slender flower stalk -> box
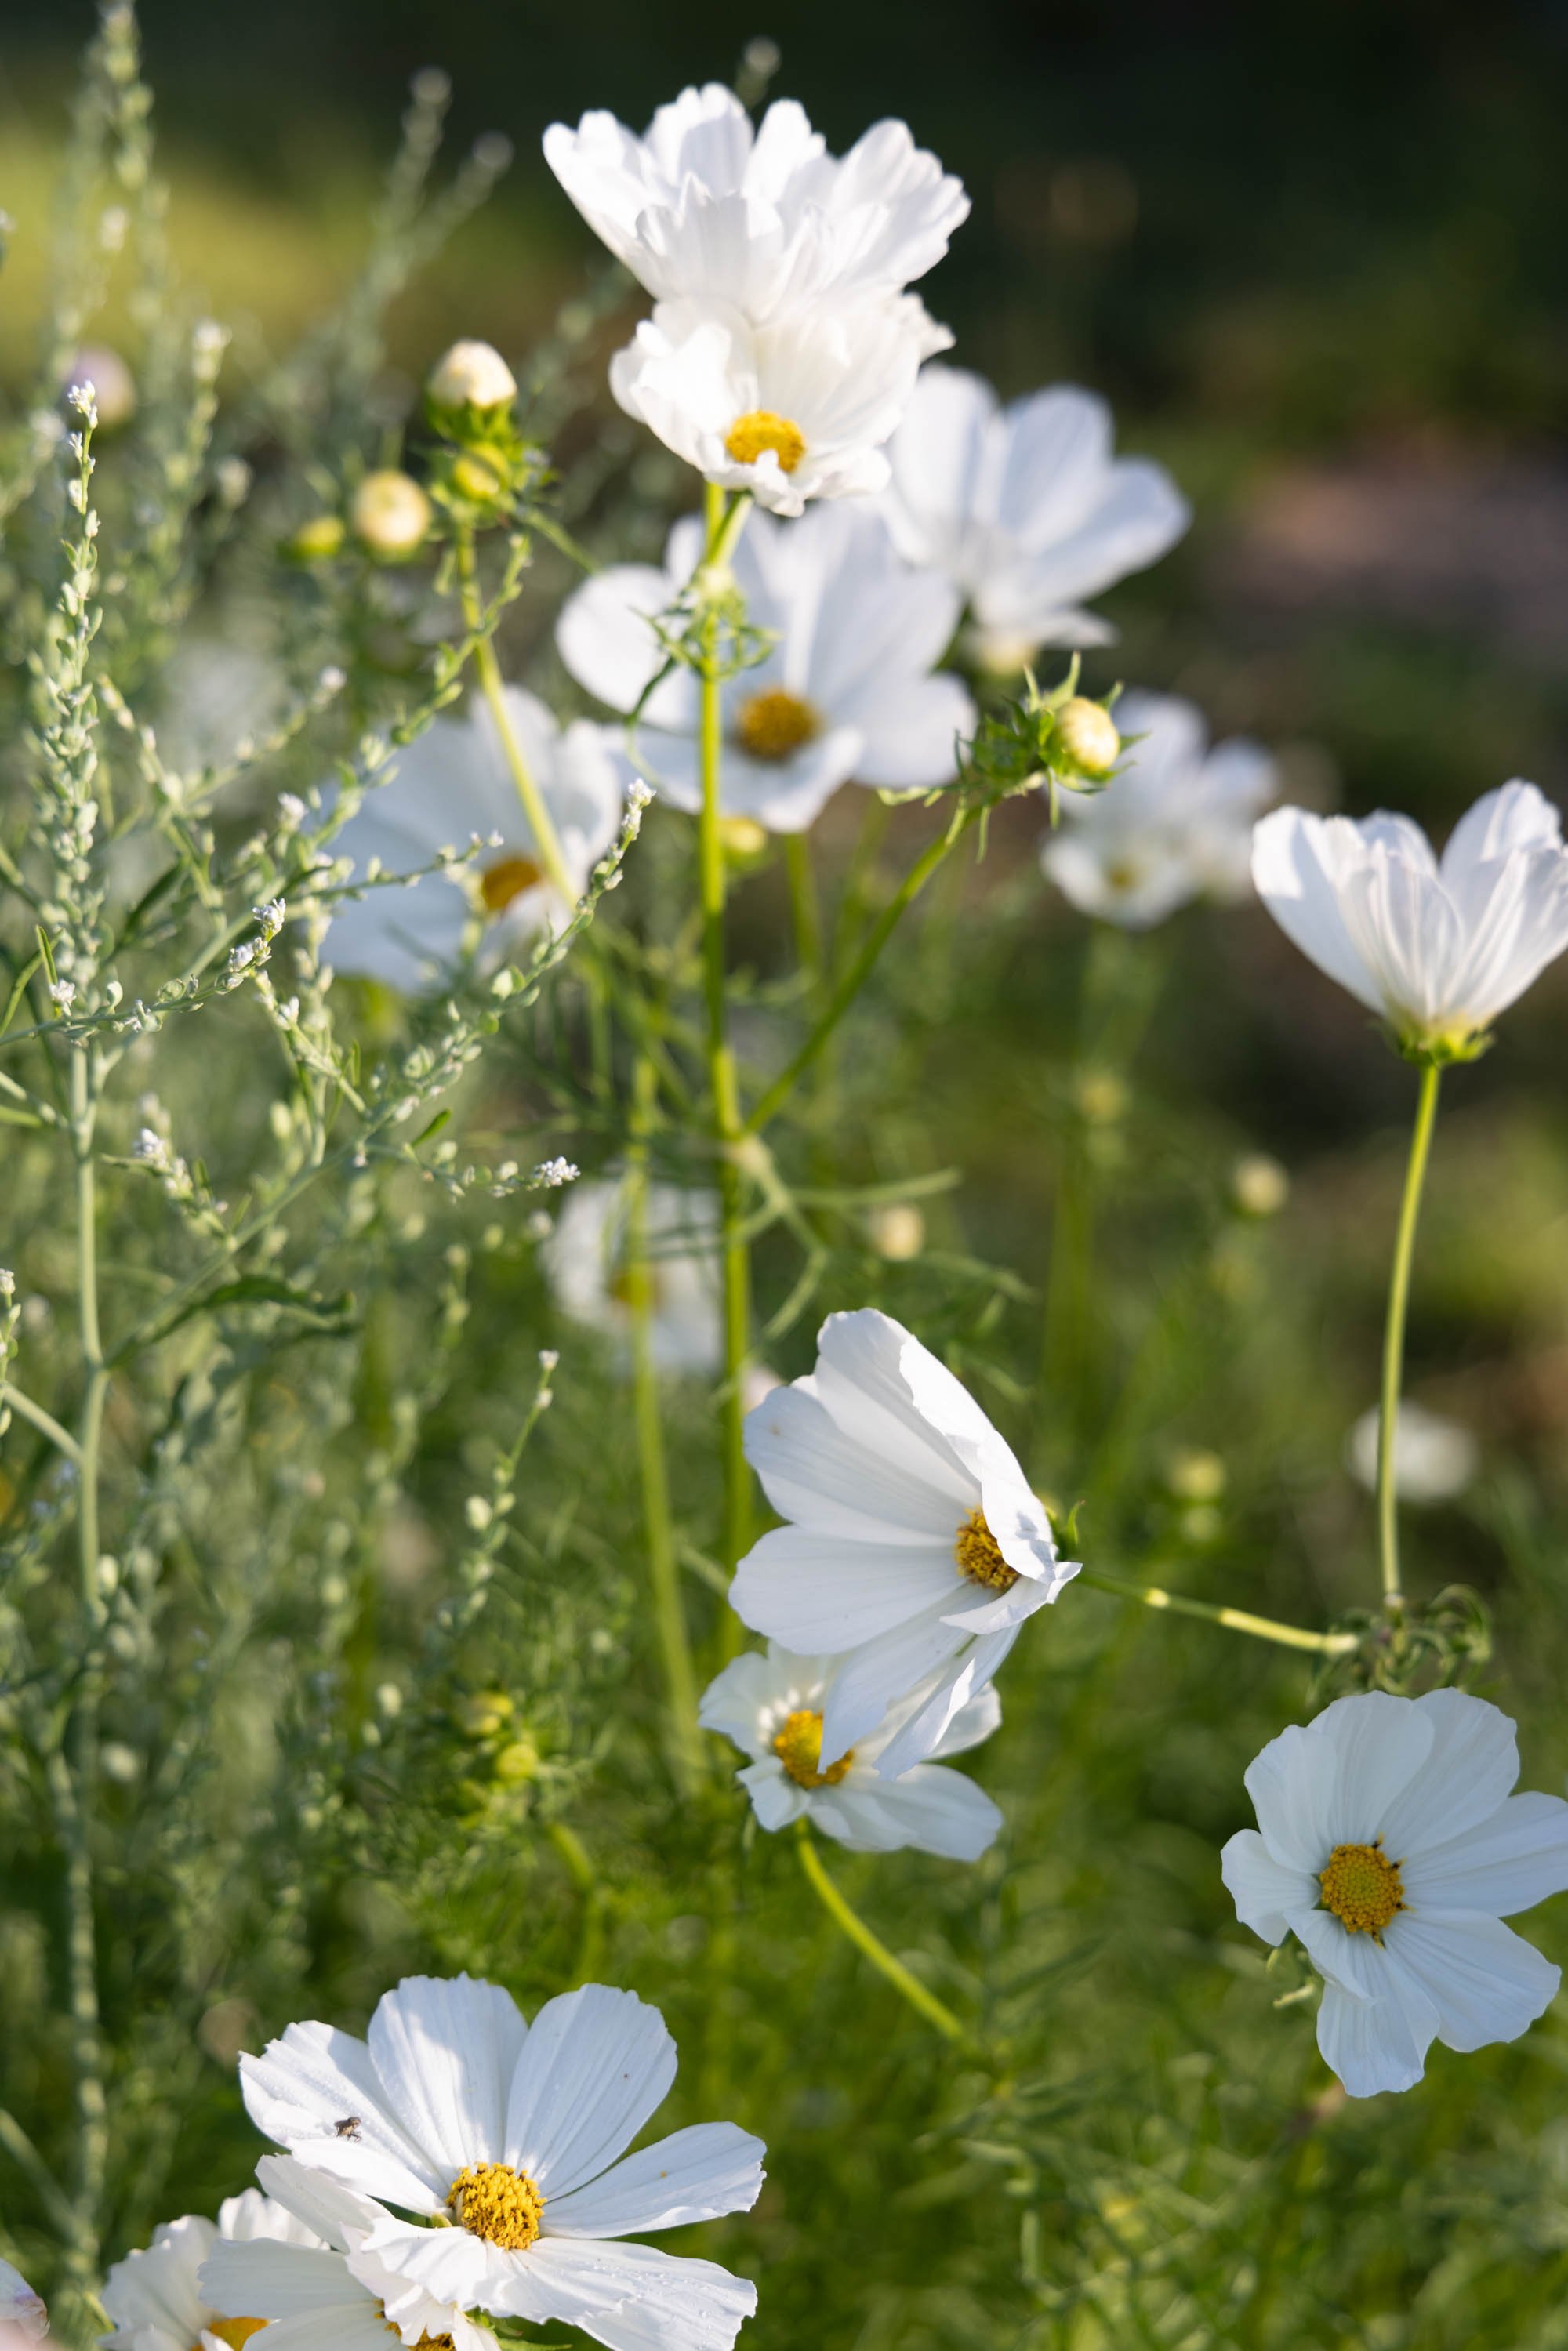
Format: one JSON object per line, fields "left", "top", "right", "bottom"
{"left": 1377, "top": 1061, "right": 1442, "bottom": 1618}
{"left": 1076, "top": 1568, "right": 1357, "bottom": 1656}
{"left": 454, "top": 529, "right": 577, "bottom": 907}
{"left": 793, "top": 1821, "right": 976, "bottom": 2047}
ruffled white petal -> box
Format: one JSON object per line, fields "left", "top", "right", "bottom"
{"left": 815, "top": 1762, "right": 1003, "bottom": 1859}
{"left": 1377, "top": 1689, "right": 1520, "bottom": 1859}
{"left": 817, "top": 1598, "right": 970, "bottom": 1764}
{"left": 366, "top": 1972, "right": 527, "bottom": 2179}
{"left": 239, "top": 2020, "right": 444, "bottom": 2211}
{"left": 730, "top": 1526, "right": 960, "bottom": 1651}
{"left": 1383, "top": 1910, "right": 1561, "bottom": 2053}
{"left": 1316, "top": 1979, "right": 1438, "bottom": 2099}
{"left": 1219, "top": 1828, "right": 1316, "bottom": 1944}
{"left": 521, "top": 2240, "right": 756, "bottom": 2351}
{"left": 503, "top": 1984, "right": 677, "bottom": 2197}
{"left": 542, "top": 2121, "right": 764, "bottom": 2236}
{"left": 1401, "top": 1788, "right": 1568, "bottom": 1916}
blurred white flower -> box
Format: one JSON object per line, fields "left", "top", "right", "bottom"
{"left": 100, "top": 2192, "right": 321, "bottom": 2351}
{"left": 557, "top": 504, "right": 972, "bottom": 832}
{"left": 1041, "top": 692, "right": 1276, "bottom": 928}
{"left": 239, "top": 1974, "right": 764, "bottom": 2351}
{"left": 350, "top": 470, "right": 432, "bottom": 560}
{"left": 543, "top": 1179, "right": 720, "bottom": 1374}
{"left": 158, "top": 640, "right": 282, "bottom": 776}
{"left": 866, "top": 1202, "right": 927, "bottom": 1261}
{"left": 1347, "top": 1401, "right": 1478, "bottom": 1504}
{"left": 1252, "top": 782, "right": 1568, "bottom": 1055}
{"left": 543, "top": 84, "right": 966, "bottom": 335}
{"left": 731, "top": 1309, "right": 1080, "bottom": 1776}
{"left": 700, "top": 1642, "right": 1003, "bottom": 1859}
{"left": 0, "top": 2259, "right": 46, "bottom": 2344}
{"left": 428, "top": 340, "right": 517, "bottom": 410}
{"left": 200, "top": 2157, "right": 498, "bottom": 2351}
{"left": 609, "top": 295, "right": 936, "bottom": 516}
{"left": 321, "top": 689, "right": 623, "bottom": 992}
{"left": 1222, "top": 1689, "right": 1568, "bottom": 2098}
{"left": 877, "top": 367, "right": 1189, "bottom": 667}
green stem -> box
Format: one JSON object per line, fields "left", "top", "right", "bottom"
{"left": 746, "top": 802, "right": 975, "bottom": 1137}
{"left": 625, "top": 1060, "right": 704, "bottom": 1794}
{"left": 695, "top": 481, "right": 753, "bottom": 1588}
{"left": 1, "top": 1382, "right": 85, "bottom": 1467}
{"left": 795, "top": 1822, "right": 975, "bottom": 2047}
{"left": 454, "top": 531, "right": 576, "bottom": 908}
{"left": 1077, "top": 1567, "right": 1357, "bottom": 1656}
{"left": 1377, "top": 1061, "right": 1442, "bottom": 1618}
{"left": 783, "top": 831, "right": 823, "bottom": 994}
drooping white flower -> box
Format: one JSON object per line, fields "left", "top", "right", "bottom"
{"left": 608, "top": 295, "right": 937, "bottom": 517}
{"left": 1251, "top": 782, "right": 1568, "bottom": 1056}
{"left": 557, "top": 505, "right": 973, "bottom": 832}
{"left": 877, "top": 366, "right": 1190, "bottom": 667}
{"left": 542, "top": 1178, "right": 720, "bottom": 1375}
{"left": 1222, "top": 1689, "right": 1568, "bottom": 2098}
{"left": 730, "top": 1309, "right": 1080, "bottom": 1776}
{"left": 1346, "top": 1402, "right": 1478, "bottom": 1504}
{"left": 543, "top": 85, "right": 967, "bottom": 332}
{"left": 1041, "top": 691, "right": 1276, "bottom": 928}
{"left": 699, "top": 1642, "right": 1004, "bottom": 1859}
{"left": 199, "top": 2157, "right": 497, "bottom": 2351}
{"left": 100, "top": 2191, "right": 321, "bottom": 2351}
{"left": 0, "top": 2259, "right": 46, "bottom": 2345}
{"left": 321, "top": 689, "right": 623, "bottom": 992}
{"left": 238, "top": 1975, "right": 765, "bottom": 2351}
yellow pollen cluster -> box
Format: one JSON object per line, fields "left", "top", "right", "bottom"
{"left": 724, "top": 409, "right": 806, "bottom": 473}
{"left": 1319, "top": 1838, "right": 1405, "bottom": 1937}
{"left": 954, "top": 1508, "right": 1018, "bottom": 1593}
{"left": 480, "top": 854, "right": 544, "bottom": 916}
{"left": 446, "top": 2161, "right": 546, "bottom": 2248}
{"left": 202, "top": 2324, "right": 266, "bottom": 2351}
{"left": 735, "top": 688, "right": 821, "bottom": 762}
{"left": 773, "top": 1707, "right": 854, "bottom": 1788}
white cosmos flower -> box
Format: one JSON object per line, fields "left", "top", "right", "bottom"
{"left": 699, "top": 1642, "right": 1004, "bottom": 1859}
{"left": 542, "top": 1178, "right": 720, "bottom": 1375}
{"left": 238, "top": 1974, "right": 765, "bottom": 2351}
{"left": 1222, "top": 1689, "right": 1568, "bottom": 2098}
{"left": 199, "top": 2157, "right": 498, "bottom": 2351}
{"left": 543, "top": 85, "right": 967, "bottom": 333}
{"left": 1347, "top": 1401, "right": 1479, "bottom": 1504}
{"left": 0, "top": 2261, "right": 46, "bottom": 2345}
{"left": 608, "top": 294, "right": 937, "bottom": 517}
{"left": 877, "top": 366, "right": 1190, "bottom": 668}
{"left": 321, "top": 689, "right": 622, "bottom": 993}
{"left": 1252, "top": 782, "right": 1568, "bottom": 1056}
{"left": 100, "top": 2192, "right": 320, "bottom": 2351}
{"left": 730, "top": 1309, "right": 1080, "bottom": 1777}
{"left": 557, "top": 504, "right": 973, "bottom": 832}
{"left": 1041, "top": 691, "right": 1276, "bottom": 928}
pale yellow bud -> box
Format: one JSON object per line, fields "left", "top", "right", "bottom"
{"left": 867, "top": 1203, "right": 926, "bottom": 1261}
{"left": 351, "top": 469, "right": 432, "bottom": 559}
{"left": 717, "top": 816, "right": 768, "bottom": 861}
{"left": 1165, "top": 1447, "right": 1226, "bottom": 1504}
{"left": 1232, "top": 1152, "right": 1290, "bottom": 1218}
{"left": 1054, "top": 696, "right": 1121, "bottom": 778}
{"left": 428, "top": 339, "right": 517, "bottom": 410}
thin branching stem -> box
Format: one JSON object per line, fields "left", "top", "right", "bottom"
{"left": 1077, "top": 1568, "right": 1357, "bottom": 1656}
{"left": 794, "top": 1822, "right": 977, "bottom": 2047}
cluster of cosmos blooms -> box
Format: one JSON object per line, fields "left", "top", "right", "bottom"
{"left": 16, "top": 75, "right": 1568, "bottom": 2351}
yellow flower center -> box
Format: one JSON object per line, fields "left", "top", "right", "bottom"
{"left": 773, "top": 1707, "right": 853, "bottom": 1788}
{"left": 480, "top": 854, "right": 544, "bottom": 916}
{"left": 1319, "top": 1839, "right": 1405, "bottom": 1937}
{"left": 724, "top": 409, "right": 806, "bottom": 474}
{"left": 954, "top": 1507, "right": 1018, "bottom": 1593}
{"left": 446, "top": 2161, "right": 546, "bottom": 2249}
{"left": 734, "top": 688, "right": 821, "bottom": 763}
{"left": 204, "top": 2325, "right": 266, "bottom": 2351}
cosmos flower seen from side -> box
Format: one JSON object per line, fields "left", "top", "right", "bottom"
{"left": 1222, "top": 1689, "right": 1568, "bottom": 2097}
{"left": 557, "top": 503, "right": 973, "bottom": 832}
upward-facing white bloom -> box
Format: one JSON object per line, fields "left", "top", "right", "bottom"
{"left": 200, "top": 2158, "right": 498, "bottom": 2351}
{"left": 1252, "top": 782, "right": 1568, "bottom": 1056}
{"left": 700, "top": 1642, "right": 1004, "bottom": 1859}
{"left": 877, "top": 366, "right": 1190, "bottom": 668}
{"left": 0, "top": 2261, "right": 46, "bottom": 2345}
{"left": 610, "top": 295, "right": 936, "bottom": 516}
{"left": 1041, "top": 691, "right": 1276, "bottom": 928}
{"left": 557, "top": 504, "right": 972, "bottom": 832}
{"left": 100, "top": 2191, "right": 320, "bottom": 2351}
{"left": 730, "top": 1310, "right": 1080, "bottom": 1776}
{"left": 543, "top": 1178, "right": 720, "bottom": 1375}
{"left": 321, "top": 689, "right": 623, "bottom": 992}
{"left": 543, "top": 85, "right": 967, "bottom": 329}
{"left": 1222, "top": 1690, "right": 1568, "bottom": 2098}
{"left": 239, "top": 1975, "right": 764, "bottom": 2351}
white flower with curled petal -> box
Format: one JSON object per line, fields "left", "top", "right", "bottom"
{"left": 238, "top": 1974, "right": 764, "bottom": 2351}
{"left": 877, "top": 366, "right": 1190, "bottom": 668}
{"left": 699, "top": 1642, "right": 1004, "bottom": 1859}
{"left": 543, "top": 85, "right": 967, "bottom": 334}
{"left": 557, "top": 504, "right": 973, "bottom": 833}
{"left": 199, "top": 2158, "right": 498, "bottom": 2351}
{"left": 100, "top": 2191, "right": 321, "bottom": 2351}
{"left": 1042, "top": 691, "right": 1276, "bottom": 928}
{"left": 1252, "top": 782, "right": 1568, "bottom": 1058}
{"left": 321, "top": 689, "right": 623, "bottom": 994}
{"left": 729, "top": 1309, "right": 1080, "bottom": 1778}
{"left": 608, "top": 295, "right": 937, "bottom": 517}
{"left": 1222, "top": 1689, "right": 1568, "bottom": 2099}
